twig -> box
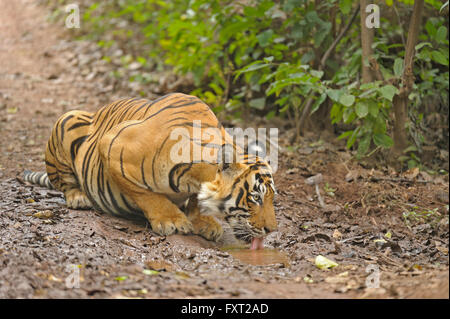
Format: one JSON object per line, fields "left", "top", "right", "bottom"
{"left": 298, "top": 4, "right": 360, "bottom": 137}
{"left": 319, "top": 4, "right": 361, "bottom": 70}
{"left": 392, "top": 2, "right": 406, "bottom": 47}
{"left": 368, "top": 176, "right": 432, "bottom": 184}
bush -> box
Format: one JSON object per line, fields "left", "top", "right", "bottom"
{"left": 58, "top": 0, "right": 449, "bottom": 166}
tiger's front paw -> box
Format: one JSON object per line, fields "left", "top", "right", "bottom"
{"left": 190, "top": 215, "right": 223, "bottom": 242}
{"left": 149, "top": 212, "right": 193, "bottom": 236}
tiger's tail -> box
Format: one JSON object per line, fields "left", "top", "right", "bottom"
{"left": 23, "top": 170, "right": 54, "bottom": 189}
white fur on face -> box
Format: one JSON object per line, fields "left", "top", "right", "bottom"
{"left": 197, "top": 182, "right": 222, "bottom": 216}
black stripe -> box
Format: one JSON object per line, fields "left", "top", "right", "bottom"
{"left": 44, "top": 161, "right": 56, "bottom": 168}
{"left": 60, "top": 115, "right": 74, "bottom": 141}
{"left": 235, "top": 188, "right": 244, "bottom": 207}
{"left": 68, "top": 121, "right": 90, "bottom": 131}
{"left": 106, "top": 181, "right": 121, "bottom": 214}
{"left": 140, "top": 157, "right": 149, "bottom": 189}
{"left": 70, "top": 135, "right": 89, "bottom": 162}
{"left": 168, "top": 163, "right": 187, "bottom": 193}
{"left": 176, "top": 163, "right": 193, "bottom": 191}
{"left": 120, "top": 148, "right": 126, "bottom": 178}
{"left": 120, "top": 194, "right": 143, "bottom": 216}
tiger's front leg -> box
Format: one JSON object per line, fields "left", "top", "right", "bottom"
{"left": 98, "top": 121, "right": 193, "bottom": 236}
{"left": 132, "top": 190, "right": 193, "bottom": 235}
{"left": 186, "top": 195, "right": 223, "bottom": 242}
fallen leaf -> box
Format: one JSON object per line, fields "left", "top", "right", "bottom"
{"left": 412, "top": 264, "right": 423, "bottom": 271}
{"left": 303, "top": 275, "right": 314, "bottom": 284}
{"left": 332, "top": 229, "right": 342, "bottom": 239}
{"left": 138, "top": 289, "right": 148, "bottom": 295}
{"left": 315, "top": 255, "right": 338, "bottom": 270}
{"left": 175, "top": 271, "right": 190, "bottom": 279}
{"left": 33, "top": 210, "right": 53, "bottom": 219}
{"left": 145, "top": 259, "right": 173, "bottom": 272}
{"left": 114, "top": 276, "right": 128, "bottom": 281}
{"left": 142, "top": 269, "right": 159, "bottom": 276}
{"left": 48, "top": 274, "right": 62, "bottom": 282}
{"left": 403, "top": 167, "right": 419, "bottom": 179}
{"left": 345, "top": 170, "right": 360, "bottom": 182}
{"left": 6, "top": 107, "right": 17, "bottom": 114}
{"left": 435, "top": 243, "right": 448, "bottom": 255}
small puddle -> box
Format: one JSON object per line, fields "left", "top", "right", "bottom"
{"left": 222, "top": 247, "right": 290, "bottom": 267}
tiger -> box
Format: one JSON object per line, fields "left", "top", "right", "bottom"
{"left": 23, "top": 93, "right": 277, "bottom": 249}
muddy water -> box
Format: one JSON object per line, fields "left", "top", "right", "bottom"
{"left": 224, "top": 248, "right": 290, "bottom": 267}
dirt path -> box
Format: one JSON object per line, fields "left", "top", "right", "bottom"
{"left": 0, "top": 0, "right": 448, "bottom": 299}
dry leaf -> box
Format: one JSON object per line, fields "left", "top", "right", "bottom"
{"left": 403, "top": 167, "right": 419, "bottom": 179}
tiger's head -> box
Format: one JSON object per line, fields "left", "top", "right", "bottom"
{"left": 198, "top": 158, "right": 277, "bottom": 247}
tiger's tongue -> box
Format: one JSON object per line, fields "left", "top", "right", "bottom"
{"left": 250, "top": 237, "right": 264, "bottom": 250}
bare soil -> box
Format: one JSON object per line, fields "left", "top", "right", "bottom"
{"left": 0, "top": 0, "right": 448, "bottom": 299}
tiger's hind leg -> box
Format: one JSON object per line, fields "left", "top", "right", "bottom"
{"left": 64, "top": 189, "right": 92, "bottom": 209}
{"left": 45, "top": 110, "right": 93, "bottom": 210}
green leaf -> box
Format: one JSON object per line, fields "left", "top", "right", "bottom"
{"left": 431, "top": 51, "right": 449, "bottom": 66}
{"left": 415, "top": 42, "right": 432, "bottom": 51}
{"left": 266, "top": 110, "right": 276, "bottom": 120}
{"left": 339, "top": 93, "right": 355, "bottom": 107}
{"left": 425, "top": 20, "right": 437, "bottom": 37}
{"left": 357, "top": 134, "right": 371, "bottom": 157}
{"left": 343, "top": 109, "right": 356, "bottom": 123}
{"left": 373, "top": 133, "right": 393, "bottom": 148}
{"left": 393, "top": 58, "right": 404, "bottom": 77}
{"left": 338, "top": 130, "right": 354, "bottom": 140}
{"left": 436, "top": 26, "right": 447, "bottom": 43}
{"left": 257, "top": 29, "right": 274, "bottom": 47}
{"left": 234, "top": 62, "right": 270, "bottom": 80}
{"left": 310, "top": 70, "right": 324, "bottom": 79}
{"left": 368, "top": 100, "right": 379, "bottom": 117}
{"left": 314, "top": 22, "right": 331, "bottom": 47}
{"left": 249, "top": 97, "right": 266, "bottom": 110}
{"left": 310, "top": 93, "right": 327, "bottom": 114}
{"left": 355, "top": 101, "right": 369, "bottom": 118}
{"left": 346, "top": 127, "right": 360, "bottom": 149}
{"left": 339, "top": 0, "right": 353, "bottom": 14}
{"left": 379, "top": 85, "right": 398, "bottom": 102}
{"left": 291, "top": 96, "right": 302, "bottom": 108}
{"left": 326, "top": 89, "right": 342, "bottom": 102}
